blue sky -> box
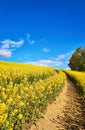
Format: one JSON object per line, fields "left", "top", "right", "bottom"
{"left": 0, "top": 0, "right": 85, "bottom": 68}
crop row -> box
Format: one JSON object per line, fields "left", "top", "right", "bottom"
{"left": 65, "top": 70, "right": 85, "bottom": 97}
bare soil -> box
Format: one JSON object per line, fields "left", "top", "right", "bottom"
{"left": 28, "top": 78, "right": 85, "bottom": 130}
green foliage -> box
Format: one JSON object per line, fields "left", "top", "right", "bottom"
{"left": 68, "top": 47, "right": 85, "bottom": 71}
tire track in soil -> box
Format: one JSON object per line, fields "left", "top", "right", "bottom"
{"left": 28, "top": 78, "right": 85, "bottom": 130}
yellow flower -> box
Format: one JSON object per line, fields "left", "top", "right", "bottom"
{"left": 0, "top": 103, "right": 7, "bottom": 114}
{"left": 7, "top": 98, "right": 12, "bottom": 104}
{"left": 19, "top": 101, "right": 24, "bottom": 107}
{"left": 17, "top": 114, "right": 23, "bottom": 119}
{"left": 0, "top": 113, "right": 7, "bottom": 124}
{"left": 10, "top": 128, "right": 13, "bottom": 130}
{"left": 2, "top": 92, "right": 7, "bottom": 99}
{"left": 1, "top": 88, "right": 5, "bottom": 92}
{"left": 6, "top": 120, "right": 9, "bottom": 126}
{"left": 16, "top": 95, "right": 21, "bottom": 100}
{"left": 11, "top": 109, "right": 18, "bottom": 117}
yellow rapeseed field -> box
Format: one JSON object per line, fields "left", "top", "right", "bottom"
{"left": 0, "top": 61, "right": 66, "bottom": 130}
{"left": 65, "top": 70, "right": 85, "bottom": 97}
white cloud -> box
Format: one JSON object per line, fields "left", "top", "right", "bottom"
{"left": 55, "top": 52, "right": 72, "bottom": 62}
{"left": 57, "top": 54, "right": 66, "bottom": 59}
{"left": 38, "top": 60, "right": 54, "bottom": 65}
{"left": 27, "top": 33, "right": 35, "bottom": 45}
{"left": 1, "top": 39, "right": 24, "bottom": 49}
{"left": 26, "top": 52, "right": 73, "bottom": 68}
{"left": 42, "top": 48, "right": 50, "bottom": 52}
{"left": 26, "top": 59, "right": 63, "bottom": 66}
{"left": 27, "top": 60, "right": 54, "bottom": 66}
{"left": 0, "top": 39, "right": 24, "bottom": 58}
{"left": 0, "top": 50, "right": 12, "bottom": 58}
{"left": 27, "top": 33, "right": 30, "bottom": 39}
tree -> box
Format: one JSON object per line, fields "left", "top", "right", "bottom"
{"left": 68, "top": 47, "right": 85, "bottom": 71}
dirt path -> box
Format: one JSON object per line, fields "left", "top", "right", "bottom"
{"left": 29, "top": 78, "right": 85, "bottom": 130}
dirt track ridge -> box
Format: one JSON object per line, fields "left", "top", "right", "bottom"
{"left": 29, "top": 78, "right": 85, "bottom": 130}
